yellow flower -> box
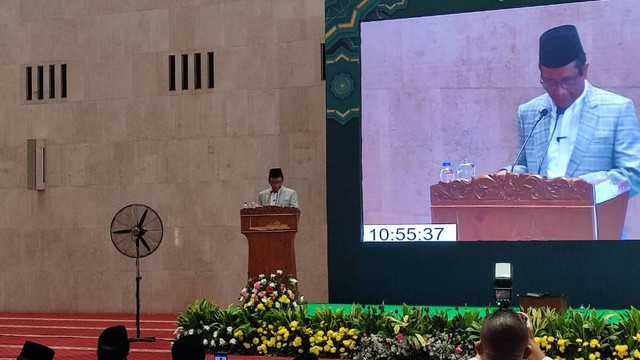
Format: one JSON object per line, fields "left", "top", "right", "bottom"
{"left": 257, "top": 303, "right": 265, "bottom": 311}
{"left": 633, "top": 349, "right": 640, "bottom": 359}
{"left": 310, "top": 345, "right": 322, "bottom": 355}
{"left": 252, "top": 337, "right": 260, "bottom": 345}
{"left": 590, "top": 339, "right": 599, "bottom": 348}
{"left": 589, "top": 354, "right": 596, "bottom": 360}
{"left": 343, "top": 339, "right": 352, "bottom": 348}
{"left": 290, "top": 321, "right": 298, "bottom": 330}
{"left": 577, "top": 338, "right": 583, "bottom": 344}
{"left": 293, "top": 336, "right": 302, "bottom": 347}
{"left": 548, "top": 336, "right": 555, "bottom": 343}
{"left": 257, "top": 344, "right": 267, "bottom": 354}
{"left": 243, "top": 342, "right": 251, "bottom": 349}
{"left": 615, "top": 344, "right": 629, "bottom": 357}
{"left": 634, "top": 333, "right": 640, "bottom": 342}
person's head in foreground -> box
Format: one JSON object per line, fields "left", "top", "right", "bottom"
{"left": 17, "top": 341, "right": 55, "bottom": 360}
{"left": 97, "top": 325, "right": 130, "bottom": 360}
{"left": 474, "top": 309, "right": 530, "bottom": 360}
{"left": 172, "top": 334, "right": 205, "bottom": 360}
{"left": 538, "top": 24, "right": 588, "bottom": 112}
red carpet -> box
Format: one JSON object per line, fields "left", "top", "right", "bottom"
{"left": 0, "top": 313, "right": 176, "bottom": 359}
{"left": 0, "top": 313, "right": 323, "bottom": 359}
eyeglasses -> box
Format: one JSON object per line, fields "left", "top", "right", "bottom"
{"left": 540, "top": 74, "right": 582, "bottom": 90}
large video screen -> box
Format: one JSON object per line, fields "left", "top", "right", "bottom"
{"left": 360, "top": 0, "right": 640, "bottom": 241}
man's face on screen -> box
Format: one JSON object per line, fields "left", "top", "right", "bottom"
{"left": 539, "top": 61, "right": 588, "bottom": 110}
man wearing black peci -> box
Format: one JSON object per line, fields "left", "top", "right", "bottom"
{"left": 509, "top": 25, "right": 640, "bottom": 196}
{"left": 258, "top": 168, "right": 299, "bottom": 207}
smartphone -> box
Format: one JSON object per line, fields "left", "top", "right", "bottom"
{"left": 214, "top": 354, "right": 228, "bottom": 360}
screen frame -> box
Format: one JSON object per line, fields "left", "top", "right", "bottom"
{"left": 325, "top": 0, "right": 640, "bottom": 308}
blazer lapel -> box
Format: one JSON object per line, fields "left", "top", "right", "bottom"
{"left": 567, "top": 89, "right": 598, "bottom": 177}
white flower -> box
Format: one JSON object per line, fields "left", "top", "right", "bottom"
{"left": 227, "top": 326, "right": 233, "bottom": 334}
{"left": 213, "top": 331, "right": 219, "bottom": 338}
{"left": 204, "top": 325, "right": 210, "bottom": 331}
{"left": 273, "top": 291, "right": 278, "bottom": 296}
{"left": 188, "top": 329, "right": 194, "bottom": 335}
{"left": 241, "top": 287, "right": 247, "bottom": 293}
{"left": 269, "top": 282, "right": 276, "bottom": 287}
{"left": 230, "top": 338, "right": 237, "bottom": 345}
{"left": 262, "top": 297, "right": 268, "bottom": 303}
{"left": 290, "top": 278, "right": 298, "bottom": 284}
{"left": 300, "top": 295, "right": 304, "bottom": 302}
{"left": 275, "top": 302, "right": 281, "bottom": 308}
{"left": 276, "top": 269, "right": 283, "bottom": 275}
{"left": 261, "top": 279, "right": 267, "bottom": 284}
{"left": 203, "top": 339, "right": 208, "bottom": 345}
{"left": 293, "top": 301, "right": 298, "bottom": 307}
{"left": 219, "top": 338, "right": 226, "bottom": 346}
{"left": 270, "top": 274, "right": 276, "bottom": 279}
{"left": 258, "top": 274, "right": 265, "bottom": 279}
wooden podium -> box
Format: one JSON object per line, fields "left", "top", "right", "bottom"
{"left": 240, "top": 206, "right": 300, "bottom": 278}
{"left": 430, "top": 173, "right": 630, "bottom": 240}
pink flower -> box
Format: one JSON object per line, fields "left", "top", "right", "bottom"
{"left": 266, "top": 285, "right": 274, "bottom": 293}
{"left": 455, "top": 345, "right": 462, "bottom": 354}
{"left": 396, "top": 333, "right": 403, "bottom": 341}
{"left": 280, "top": 285, "right": 286, "bottom": 292}
{"left": 253, "top": 282, "right": 261, "bottom": 289}
{"left": 289, "top": 293, "right": 295, "bottom": 300}
{"left": 258, "top": 291, "right": 265, "bottom": 298}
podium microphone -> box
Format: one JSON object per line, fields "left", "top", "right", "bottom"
{"left": 510, "top": 108, "right": 549, "bottom": 172}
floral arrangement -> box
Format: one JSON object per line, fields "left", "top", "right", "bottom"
{"left": 177, "top": 278, "right": 640, "bottom": 360}
{"left": 239, "top": 270, "right": 304, "bottom": 312}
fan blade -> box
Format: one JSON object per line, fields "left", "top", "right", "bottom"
{"left": 138, "top": 235, "right": 152, "bottom": 252}
{"left": 112, "top": 229, "right": 133, "bottom": 234}
{"left": 138, "top": 209, "right": 149, "bottom": 228}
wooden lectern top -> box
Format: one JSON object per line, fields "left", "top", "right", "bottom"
{"left": 430, "top": 173, "right": 629, "bottom": 240}
{"left": 431, "top": 172, "right": 593, "bottom": 206}
{"left": 240, "top": 206, "right": 300, "bottom": 233}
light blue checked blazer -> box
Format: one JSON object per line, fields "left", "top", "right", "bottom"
{"left": 512, "top": 85, "right": 640, "bottom": 196}
{"left": 258, "top": 186, "right": 299, "bottom": 207}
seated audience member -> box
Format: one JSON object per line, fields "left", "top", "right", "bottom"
{"left": 293, "top": 354, "right": 319, "bottom": 360}
{"left": 471, "top": 310, "right": 550, "bottom": 360}
{"left": 17, "top": 341, "right": 55, "bottom": 360}
{"left": 97, "top": 325, "right": 130, "bottom": 360}
{"left": 172, "top": 335, "right": 205, "bottom": 360}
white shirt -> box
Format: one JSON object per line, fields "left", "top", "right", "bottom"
{"left": 268, "top": 188, "right": 280, "bottom": 205}
{"left": 545, "top": 80, "right": 589, "bottom": 178}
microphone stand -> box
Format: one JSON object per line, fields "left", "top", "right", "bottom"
{"left": 510, "top": 109, "right": 549, "bottom": 172}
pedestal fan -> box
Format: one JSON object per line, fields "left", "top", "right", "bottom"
{"left": 110, "top": 204, "right": 163, "bottom": 342}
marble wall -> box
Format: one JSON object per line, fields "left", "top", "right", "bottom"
{"left": 0, "top": 0, "right": 327, "bottom": 313}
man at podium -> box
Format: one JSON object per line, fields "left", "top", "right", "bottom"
{"left": 258, "top": 168, "right": 299, "bottom": 207}
{"left": 510, "top": 25, "right": 640, "bottom": 196}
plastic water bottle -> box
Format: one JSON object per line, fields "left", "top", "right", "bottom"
{"left": 439, "top": 161, "right": 455, "bottom": 183}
